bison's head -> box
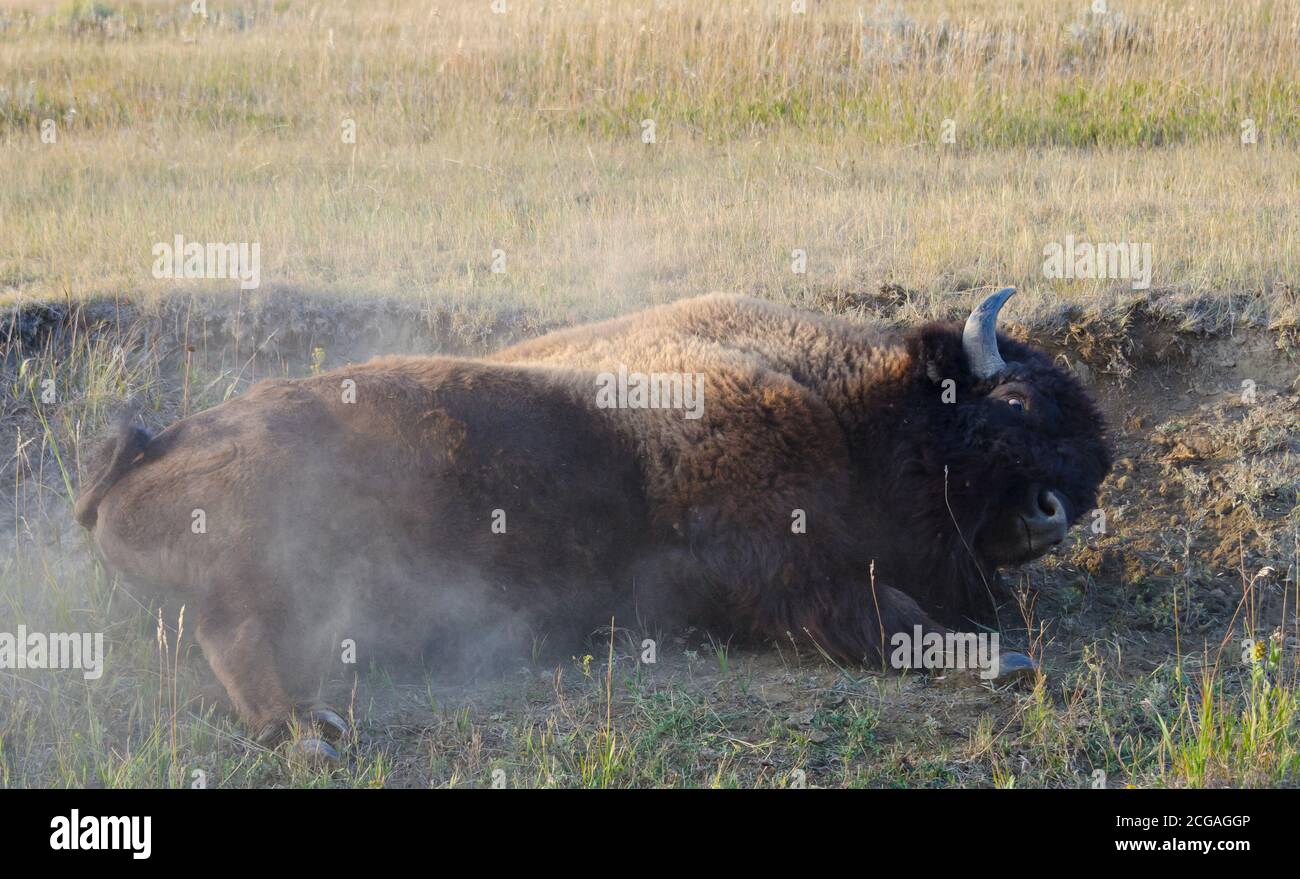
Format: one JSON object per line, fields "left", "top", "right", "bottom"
{"left": 908, "top": 288, "right": 1111, "bottom": 569}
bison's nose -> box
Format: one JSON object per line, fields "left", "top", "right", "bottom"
{"left": 1023, "top": 488, "right": 1068, "bottom": 548}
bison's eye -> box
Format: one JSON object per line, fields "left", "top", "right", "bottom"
{"left": 1005, "top": 396, "right": 1025, "bottom": 411}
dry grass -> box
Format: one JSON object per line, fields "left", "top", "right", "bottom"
{"left": 5, "top": 0, "right": 1296, "bottom": 141}
{"left": 3, "top": 131, "right": 1298, "bottom": 324}
{"left": 1, "top": 0, "right": 1297, "bottom": 317}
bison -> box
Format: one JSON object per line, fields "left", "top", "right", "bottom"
{"left": 75, "top": 288, "right": 1110, "bottom": 759}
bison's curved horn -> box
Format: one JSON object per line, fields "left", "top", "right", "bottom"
{"left": 963, "top": 287, "right": 1015, "bottom": 380}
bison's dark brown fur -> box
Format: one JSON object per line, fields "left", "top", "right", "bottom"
{"left": 76, "top": 293, "right": 1109, "bottom": 748}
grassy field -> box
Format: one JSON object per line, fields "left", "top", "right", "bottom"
{"left": 1, "top": 0, "right": 1299, "bottom": 787}
{"left": 2, "top": 0, "right": 1297, "bottom": 317}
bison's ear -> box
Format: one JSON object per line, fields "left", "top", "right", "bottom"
{"left": 909, "top": 323, "right": 970, "bottom": 386}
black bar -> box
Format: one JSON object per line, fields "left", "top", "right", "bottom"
{"left": 5, "top": 788, "right": 1280, "bottom": 864}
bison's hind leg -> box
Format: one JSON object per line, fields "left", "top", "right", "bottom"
{"left": 195, "top": 609, "right": 350, "bottom": 763}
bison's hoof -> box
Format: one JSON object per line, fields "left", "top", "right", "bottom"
{"left": 301, "top": 705, "right": 350, "bottom": 743}
{"left": 291, "top": 737, "right": 341, "bottom": 766}
{"left": 995, "top": 651, "right": 1040, "bottom": 684}
{"left": 266, "top": 704, "right": 352, "bottom": 765}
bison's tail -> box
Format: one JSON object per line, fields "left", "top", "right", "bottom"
{"left": 73, "top": 413, "right": 153, "bottom": 530}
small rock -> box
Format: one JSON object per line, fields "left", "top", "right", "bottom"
{"left": 1186, "top": 433, "right": 1218, "bottom": 457}
{"left": 784, "top": 708, "right": 816, "bottom": 728}
{"left": 820, "top": 691, "right": 846, "bottom": 708}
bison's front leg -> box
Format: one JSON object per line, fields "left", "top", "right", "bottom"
{"left": 195, "top": 613, "right": 349, "bottom": 762}
{"left": 868, "top": 582, "right": 1037, "bottom": 683}
{"left": 795, "top": 577, "right": 950, "bottom": 671}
